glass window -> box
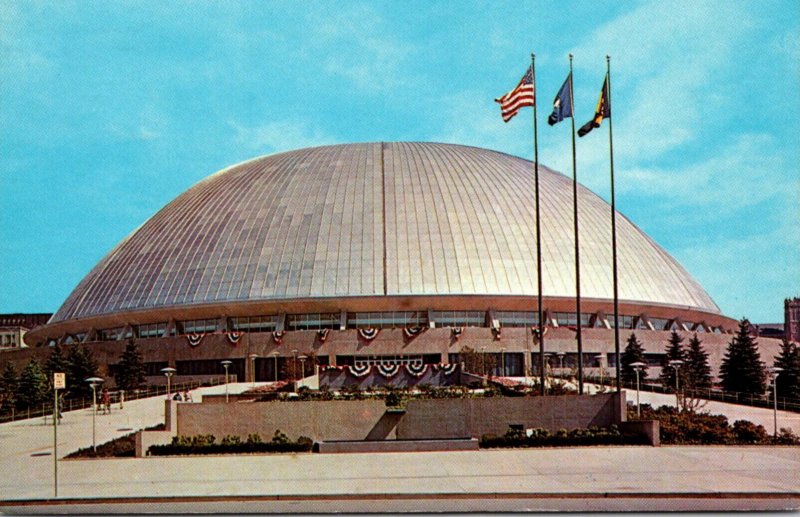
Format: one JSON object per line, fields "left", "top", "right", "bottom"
{"left": 346, "top": 311, "right": 427, "bottom": 329}
{"left": 650, "top": 318, "right": 669, "bottom": 331}
{"left": 287, "top": 313, "right": 339, "bottom": 330}
{"left": 231, "top": 315, "right": 278, "bottom": 332}
{"left": 138, "top": 323, "right": 167, "bottom": 338}
{"left": 98, "top": 327, "right": 124, "bottom": 341}
{"left": 553, "top": 312, "right": 592, "bottom": 327}
{"left": 497, "top": 311, "right": 539, "bottom": 327}
{"left": 431, "top": 310, "right": 485, "bottom": 327}
{"left": 179, "top": 319, "right": 219, "bottom": 333}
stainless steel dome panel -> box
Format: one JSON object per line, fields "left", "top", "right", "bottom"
{"left": 51, "top": 142, "right": 719, "bottom": 323}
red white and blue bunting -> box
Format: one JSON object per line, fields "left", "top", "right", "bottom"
{"left": 225, "top": 331, "right": 243, "bottom": 345}
{"left": 531, "top": 326, "right": 549, "bottom": 339}
{"left": 187, "top": 333, "right": 204, "bottom": 347}
{"left": 451, "top": 327, "right": 463, "bottom": 340}
{"left": 348, "top": 363, "right": 371, "bottom": 377}
{"left": 272, "top": 331, "right": 285, "bottom": 344}
{"left": 317, "top": 329, "right": 330, "bottom": 343}
{"left": 376, "top": 362, "right": 401, "bottom": 378}
{"left": 320, "top": 364, "right": 344, "bottom": 372}
{"left": 442, "top": 363, "right": 458, "bottom": 376}
{"left": 405, "top": 362, "right": 427, "bottom": 377}
{"left": 358, "top": 328, "right": 379, "bottom": 341}
{"left": 403, "top": 326, "right": 424, "bottom": 339}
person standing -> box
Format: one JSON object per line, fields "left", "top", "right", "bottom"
{"left": 102, "top": 388, "right": 111, "bottom": 415}
{"left": 119, "top": 390, "right": 125, "bottom": 410}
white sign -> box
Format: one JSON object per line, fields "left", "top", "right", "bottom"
{"left": 53, "top": 372, "right": 66, "bottom": 390}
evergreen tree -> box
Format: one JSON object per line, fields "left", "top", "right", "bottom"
{"left": 773, "top": 340, "right": 800, "bottom": 400}
{"left": 685, "top": 333, "right": 712, "bottom": 390}
{"left": 620, "top": 332, "right": 648, "bottom": 384}
{"left": 0, "top": 362, "right": 19, "bottom": 413}
{"left": 719, "top": 319, "right": 766, "bottom": 395}
{"left": 66, "top": 346, "right": 99, "bottom": 398}
{"left": 17, "top": 359, "right": 48, "bottom": 409}
{"left": 114, "top": 340, "right": 146, "bottom": 391}
{"left": 659, "top": 331, "right": 686, "bottom": 390}
{"left": 44, "top": 346, "right": 69, "bottom": 387}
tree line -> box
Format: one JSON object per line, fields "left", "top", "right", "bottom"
{"left": 620, "top": 318, "right": 800, "bottom": 401}
{"left": 0, "top": 340, "right": 146, "bottom": 414}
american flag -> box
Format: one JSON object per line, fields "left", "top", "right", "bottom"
{"left": 495, "top": 66, "right": 535, "bottom": 122}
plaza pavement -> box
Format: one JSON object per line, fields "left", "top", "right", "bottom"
{"left": 0, "top": 383, "right": 798, "bottom": 513}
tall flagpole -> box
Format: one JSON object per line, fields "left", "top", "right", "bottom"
{"left": 532, "top": 52, "right": 546, "bottom": 396}
{"left": 607, "top": 55, "right": 621, "bottom": 391}
{"left": 569, "top": 54, "right": 584, "bottom": 394}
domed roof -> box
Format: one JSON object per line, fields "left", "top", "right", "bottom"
{"left": 51, "top": 142, "right": 719, "bottom": 323}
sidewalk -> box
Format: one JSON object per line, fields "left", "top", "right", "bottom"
{"left": 1, "top": 383, "right": 798, "bottom": 512}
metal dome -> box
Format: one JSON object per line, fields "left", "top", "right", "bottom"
{"left": 51, "top": 142, "right": 719, "bottom": 324}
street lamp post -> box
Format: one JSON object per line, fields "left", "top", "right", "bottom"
{"left": 769, "top": 367, "right": 783, "bottom": 437}
{"left": 270, "top": 351, "right": 280, "bottom": 382}
{"left": 500, "top": 347, "right": 506, "bottom": 377}
{"left": 595, "top": 354, "right": 605, "bottom": 388}
{"left": 543, "top": 352, "right": 551, "bottom": 387}
{"left": 298, "top": 355, "right": 308, "bottom": 380}
{"left": 630, "top": 362, "right": 645, "bottom": 418}
{"left": 220, "top": 360, "right": 232, "bottom": 403}
{"left": 84, "top": 377, "right": 104, "bottom": 453}
{"left": 668, "top": 359, "right": 684, "bottom": 410}
{"left": 292, "top": 349, "right": 298, "bottom": 381}
{"left": 249, "top": 354, "right": 258, "bottom": 387}
{"left": 556, "top": 351, "right": 565, "bottom": 380}
{"left": 161, "top": 367, "right": 176, "bottom": 400}
{"left": 480, "top": 346, "right": 487, "bottom": 377}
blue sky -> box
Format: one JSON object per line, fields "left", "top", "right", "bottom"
{"left": 1, "top": 0, "right": 798, "bottom": 323}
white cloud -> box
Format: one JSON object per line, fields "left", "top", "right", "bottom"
{"left": 428, "top": 90, "right": 530, "bottom": 158}
{"left": 675, "top": 215, "right": 800, "bottom": 322}
{"left": 618, "top": 133, "right": 788, "bottom": 213}
{"left": 228, "top": 119, "right": 337, "bottom": 154}
{"left": 569, "top": 1, "right": 758, "bottom": 164}
{"left": 305, "top": 5, "right": 415, "bottom": 92}
{"left": 0, "top": 3, "right": 53, "bottom": 83}
{"left": 106, "top": 105, "right": 168, "bottom": 142}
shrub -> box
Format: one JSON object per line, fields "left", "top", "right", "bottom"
{"left": 148, "top": 430, "right": 313, "bottom": 456}
{"left": 771, "top": 428, "right": 800, "bottom": 445}
{"left": 479, "top": 425, "right": 633, "bottom": 448}
{"left": 732, "top": 420, "right": 768, "bottom": 444}
{"left": 385, "top": 391, "right": 403, "bottom": 407}
{"left": 631, "top": 404, "right": 788, "bottom": 445}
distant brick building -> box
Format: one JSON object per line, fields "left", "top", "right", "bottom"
{"left": 0, "top": 313, "right": 51, "bottom": 350}
{"left": 786, "top": 298, "right": 800, "bottom": 343}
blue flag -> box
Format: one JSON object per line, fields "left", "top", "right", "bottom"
{"left": 548, "top": 73, "right": 573, "bottom": 126}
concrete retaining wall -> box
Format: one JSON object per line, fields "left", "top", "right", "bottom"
{"left": 170, "top": 392, "right": 626, "bottom": 444}
{"left": 135, "top": 400, "right": 177, "bottom": 457}
{"left": 318, "top": 438, "right": 479, "bottom": 453}
{"left": 619, "top": 419, "right": 660, "bottom": 446}
{"left": 176, "top": 399, "right": 390, "bottom": 442}
{"left": 398, "top": 392, "right": 625, "bottom": 439}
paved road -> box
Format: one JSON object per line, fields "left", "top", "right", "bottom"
{"left": 1, "top": 384, "right": 798, "bottom": 513}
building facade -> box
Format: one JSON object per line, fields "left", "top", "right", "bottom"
{"left": 5, "top": 143, "right": 770, "bottom": 385}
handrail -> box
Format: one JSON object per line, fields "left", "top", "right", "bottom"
{"left": 0, "top": 376, "right": 231, "bottom": 424}
{"left": 575, "top": 373, "right": 800, "bottom": 413}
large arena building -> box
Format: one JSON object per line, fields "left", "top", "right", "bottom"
{"left": 14, "top": 142, "right": 780, "bottom": 385}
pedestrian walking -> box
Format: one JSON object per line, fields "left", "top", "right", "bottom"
{"left": 119, "top": 390, "right": 125, "bottom": 410}
{"left": 102, "top": 388, "right": 111, "bottom": 415}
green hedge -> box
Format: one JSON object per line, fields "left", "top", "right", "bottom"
{"left": 631, "top": 404, "right": 800, "bottom": 445}
{"left": 148, "top": 430, "right": 313, "bottom": 456}
{"left": 67, "top": 423, "right": 165, "bottom": 458}
{"left": 480, "top": 425, "right": 647, "bottom": 448}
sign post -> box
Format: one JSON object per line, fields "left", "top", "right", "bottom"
{"left": 53, "top": 372, "right": 65, "bottom": 498}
